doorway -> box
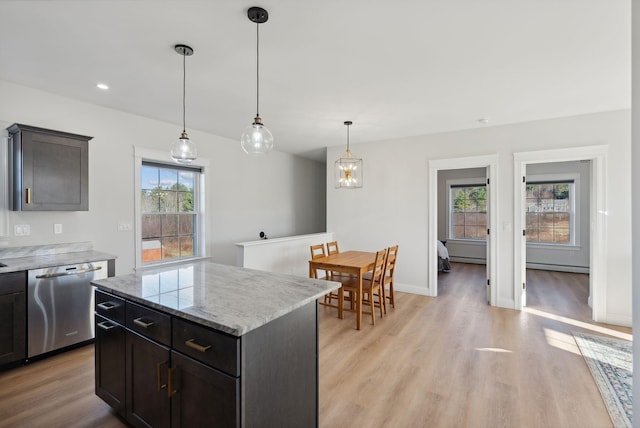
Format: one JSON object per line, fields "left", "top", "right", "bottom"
{"left": 513, "top": 146, "right": 607, "bottom": 321}
{"left": 437, "top": 167, "right": 489, "bottom": 300}
{"left": 524, "top": 160, "right": 592, "bottom": 318}
{"left": 428, "top": 154, "right": 498, "bottom": 304}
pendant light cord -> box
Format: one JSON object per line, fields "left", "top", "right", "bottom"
{"left": 346, "top": 123, "right": 350, "bottom": 151}
{"left": 256, "top": 21, "right": 260, "bottom": 118}
{"left": 182, "top": 51, "right": 187, "bottom": 133}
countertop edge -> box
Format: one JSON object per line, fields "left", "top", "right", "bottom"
{"left": 0, "top": 250, "right": 117, "bottom": 274}
{"left": 95, "top": 281, "right": 340, "bottom": 337}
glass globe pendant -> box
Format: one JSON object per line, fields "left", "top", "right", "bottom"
{"left": 241, "top": 115, "right": 273, "bottom": 155}
{"left": 241, "top": 7, "right": 273, "bottom": 155}
{"left": 171, "top": 44, "right": 197, "bottom": 164}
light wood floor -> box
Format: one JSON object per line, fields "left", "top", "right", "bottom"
{"left": 0, "top": 263, "right": 631, "bottom": 427}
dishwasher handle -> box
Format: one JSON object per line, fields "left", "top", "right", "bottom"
{"left": 35, "top": 265, "right": 102, "bottom": 279}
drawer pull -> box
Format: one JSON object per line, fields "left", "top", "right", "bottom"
{"left": 97, "top": 301, "right": 117, "bottom": 311}
{"left": 157, "top": 361, "right": 168, "bottom": 391}
{"left": 185, "top": 339, "right": 211, "bottom": 353}
{"left": 97, "top": 321, "right": 115, "bottom": 331}
{"left": 133, "top": 317, "right": 154, "bottom": 329}
{"left": 168, "top": 367, "right": 177, "bottom": 397}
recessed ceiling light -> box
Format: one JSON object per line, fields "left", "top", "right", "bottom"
{"left": 477, "top": 117, "right": 490, "bottom": 124}
{"left": 96, "top": 83, "right": 109, "bottom": 90}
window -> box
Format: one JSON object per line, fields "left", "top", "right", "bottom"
{"left": 449, "top": 184, "right": 487, "bottom": 240}
{"left": 140, "top": 161, "right": 201, "bottom": 264}
{"left": 525, "top": 181, "right": 574, "bottom": 244}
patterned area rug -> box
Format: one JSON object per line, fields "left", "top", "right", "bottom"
{"left": 573, "top": 332, "right": 632, "bottom": 428}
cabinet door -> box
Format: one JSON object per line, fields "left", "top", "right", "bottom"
{"left": 126, "top": 331, "right": 171, "bottom": 428}
{"left": 11, "top": 125, "right": 89, "bottom": 211}
{"left": 95, "top": 315, "right": 126, "bottom": 417}
{"left": 170, "top": 351, "right": 239, "bottom": 428}
{"left": 0, "top": 292, "right": 26, "bottom": 366}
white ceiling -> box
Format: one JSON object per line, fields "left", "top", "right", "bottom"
{"left": 0, "top": 1, "right": 630, "bottom": 162}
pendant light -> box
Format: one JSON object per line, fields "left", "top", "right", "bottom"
{"left": 241, "top": 6, "right": 274, "bottom": 155}
{"left": 335, "top": 121, "right": 363, "bottom": 189}
{"left": 170, "top": 44, "right": 197, "bottom": 164}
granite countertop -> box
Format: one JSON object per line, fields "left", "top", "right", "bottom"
{"left": 92, "top": 259, "right": 341, "bottom": 337}
{"left": 0, "top": 242, "right": 116, "bottom": 274}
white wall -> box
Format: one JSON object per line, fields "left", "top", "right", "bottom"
{"left": 631, "top": 0, "right": 639, "bottom": 419}
{"left": 327, "top": 110, "right": 631, "bottom": 325}
{"left": 0, "top": 80, "right": 326, "bottom": 274}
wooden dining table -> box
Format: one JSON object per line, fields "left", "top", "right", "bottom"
{"left": 308, "top": 250, "right": 376, "bottom": 330}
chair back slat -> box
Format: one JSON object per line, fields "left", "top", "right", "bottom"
{"left": 326, "top": 241, "right": 339, "bottom": 256}
{"left": 310, "top": 244, "right": 327, "bottom": 279}
{"left": 370, "top": 249, "right": 387, "bottom": 286}
{"left": 383, "top": 245, "right": 399, "bottom": 279}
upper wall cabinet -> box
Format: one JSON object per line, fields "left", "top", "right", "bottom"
{"left": 8, "top": 124, "right": 92, "bottom": 211}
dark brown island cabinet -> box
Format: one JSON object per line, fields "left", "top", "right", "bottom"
{"left": 0, "top": 271, "right": 26, "bottom": 366}
{"left": 95, "top": 289, "right": 320, "bottom": 428}
{"left": 8, "top": 123, "right": 91, "bottom": 211}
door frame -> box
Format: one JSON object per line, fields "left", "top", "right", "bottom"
{"left": 428, "top": 154, "right": 499, "bottom": 304}
{"left": 513, "top": 145, "right": 607, "bottom": 320}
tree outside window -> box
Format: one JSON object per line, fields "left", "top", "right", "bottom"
{"left": 141, "top": 164, "right": 198, "bottom": 263}
{"left": 525, "top": 181, "right": 572, "bottom": 244}
{"left": 450, "top": 185, "right": 487, "bottom": 240}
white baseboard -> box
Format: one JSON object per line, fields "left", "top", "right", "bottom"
{"left": 600, "top": 313, "right": 632, "bottom": 328}
{"left": 394, "top": 282, "right": 431, "bottom": 297}
{"left": 526, "top": 263, "right": 589, "bottom": 274}
{"left": 449, "top": 257, "right": 486, "bottom": 265}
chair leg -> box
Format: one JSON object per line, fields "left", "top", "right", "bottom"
{"left": 377, "top": 290, "right": 384, "bottom": 319}
{"left": 381, "top": 284, "right": 387, "bottom": 314}
{"left": 338, "top": 287, "right": 344, "bottom": 319}
{"left": 388, "top": 282, "right": 395, "bottom": 308}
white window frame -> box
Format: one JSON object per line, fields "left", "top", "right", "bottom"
{"left": 526, "top": 173, "right": 580, "bottom": 249}
{"left": 134, "top": 147, "right": 208, "bottom": 269}
{"left": 446, "top": 177, "right": 487, "bottom": 242}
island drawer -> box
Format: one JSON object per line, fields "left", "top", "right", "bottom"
{"left": 95, "top": 290, "right": 125, "bottom": 324}
{"left": 172, "top": 318, "right": 240, "bottom": 377}
{"left": 126, "top": 301, "right": 171, "bottom": 346}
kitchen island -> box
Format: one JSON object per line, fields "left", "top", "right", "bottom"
{"left": 91, "top": 259, "right": 340, "bottom": 428}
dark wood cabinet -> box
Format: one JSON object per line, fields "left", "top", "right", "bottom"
{"left": 95, "top": 314, "right": 126, "bottom": 417}
{"left": 8, "top": 123, "right": 91, "bottom": 211}
{"left": 95, "top": 289, "right": 318, "bottom": 427}
{"left": 170, "top": 351, "right": 239, "bottom": 428}
{"left": 126, "top": 331, "right": 171, "bottom": 428}
{"left": 0, "top": 271, "right": 26, "bottom": 367}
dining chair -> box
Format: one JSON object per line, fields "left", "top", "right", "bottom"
{"left": 311, "top": 244, "right": 341, "bottom": 309}
{"left": 341, "top": 248, "right": 387, "bottom": 326}
{"left": 381, "top": 245, "right": 398, "bottom": 312}
{"left": 325, "top": 240, "right": 355, "bottom": 308}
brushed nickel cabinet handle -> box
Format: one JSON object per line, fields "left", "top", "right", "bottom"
{"left": 185, "top": 338, "right": 211, "bottom": 353}
{"left": 133, "top": 318, "right": 154, "bottom": 329}
{"left": 97, "top": 321, "right": 115, "bottom": 331}
{"left": 157, "top": 360, "right": 168, "bottom": 391}
{"left": 96, "top": 301, "right": 117, "bottom": 311}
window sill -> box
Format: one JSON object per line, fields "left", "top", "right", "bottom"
{"left": 445, "top": 239, "right": 487, "bottom": 246}
{"left": 136, "top": 255, "right": 210, "bottom": 271}
{"left": 526, "top": 243, "right": 581, "bottom": 251}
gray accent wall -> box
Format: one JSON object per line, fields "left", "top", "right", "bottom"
{"left": 437, "top": 167, "right": 487, "bottom": 264}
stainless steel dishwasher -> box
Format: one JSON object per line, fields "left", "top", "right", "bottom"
{"left": 27, "top": 260, "right": 108, "bottom": 358}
